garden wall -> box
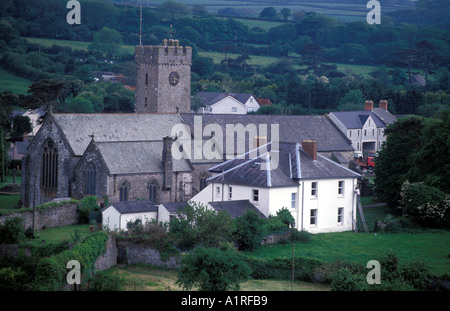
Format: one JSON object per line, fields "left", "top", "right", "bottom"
{"left": 116, "top": 240, "right": 180, "bottom": 268}
{"left": 0, "top": 203, "right": 79, "bottom": 230}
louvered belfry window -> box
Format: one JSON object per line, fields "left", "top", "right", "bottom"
{"left": 41, "top": 139, "right": 58, "bottom": 190}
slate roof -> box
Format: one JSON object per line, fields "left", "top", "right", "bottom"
{"left": 372, "top": 108, "right": 397, "bottom": 126}
{"left": 330, "top": 109, "right": 397, "bottom": 129}
{"left": 196, "top": 92, "right": 253, "bottom": 107}
{"left": 208, "top": 200, "right": 266, "bottom": 219}
{"left": 94, "top": 140, "right": 192, "bottom": 174}
{"left": 104, "top": 201, "right": 158, "bottom": 214}
{"left": 159, "top": 201, "right": 190, "bottom": 214}
{"left": 52, "top": 113, "right": 184, "bottom": 156}
{"left": 207, "top": 142, "right": 360, "bottom": 188}
{"left": 180, "top": 113, "right": 354, "bottom": 153}
{"left": 14, "top": 141, "right": 29, "bottom": 154}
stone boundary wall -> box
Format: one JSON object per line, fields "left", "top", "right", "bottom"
{"left": 0, "top": 203, "right": 79, "bottom": 230}
{"left": 116, "top": 240, "right": 180, "bottom": 268}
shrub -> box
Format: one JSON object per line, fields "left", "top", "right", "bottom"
{"left": 77, "top": 196, "right": 99, "bottom": 224}
{"left": 0, "top": 217, "right": 26, "bottom": 244}
{"left": 0, "top": 267, "right": 28, "bottom": 291}
{"left": 312, "top": 260, "right": 365, "bottom": 284}
{"left": 89, "top": 270, "right": 122, "bottom": 291}
{"left": 233, "top": 210, "right": 266, "bottom": 252}
{"left": 33, "top": 257, "right": 66, "bottom": 291}
{"left": 400, "top": 258, "right": 433, "bottom": 290}
{"left": 289, "top": 229, "right": 312, "bottom": 244}
{"left": 243, "top": 256, "right": 323, "bottom": 282}
{"left": 400, "top": 181, "right": 450, "bottom": 226}
{"left": 177, "top": 246, "right": 251, "bottom": 291}
{"left": 330, "top": 268, "right": 368, "bottom": 291}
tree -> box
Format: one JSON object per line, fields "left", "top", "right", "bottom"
{"left": 281, "top": 8, "right": 291, "bottom": 21}
{"left": 410, "top": 108, "right": 450, "bottom": 192}
{"left": 11, "top": 116, "right": 32, "bottom": 141}
{"left": 338, "top": 90, "right": 364, "bottom": 111}
{"left": 26, "top": 79, "right": 66, "bottom": 114}
{"left": 177, "top": 246, "right": 250, "bottom": 291}
{"left": 232, "top": 210, "right": 266, "bottom": 251}
{"left": 88, "top": 27, "right": 124, "bottom": 59}
{"left": 259, "top": 7, "right": 278, "bottom": 20}
{"left": 374, "top": 116, "right": 424, "bottom": 208}
{"left": 158, "top": 1, "right": 189, "bottom": 23}
{"left": 169, "top": 203, "right": 233, "bottom": 250}
{"left": 191, "top": 4, "right": 208, "bottom": 16}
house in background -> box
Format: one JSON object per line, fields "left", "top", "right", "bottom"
{"left": 190, "top": 140, "right": 361, "bottom": 234}
{"left": 327, "top": 100, "right": 397, "bottom": 157}
{"left": 196, "top": 92, "right": 260, "bottom": 114}
{"left": 11, "top": 108, "right": 46, "bottom": 138}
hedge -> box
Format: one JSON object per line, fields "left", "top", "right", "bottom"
{"left": 33, "top": 231, "right": 108, "bottom": 291}
{"left": 243, "top": 255, "right": 324, "bottom": 282}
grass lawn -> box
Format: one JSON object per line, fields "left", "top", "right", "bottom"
{"left": 0, "top": 68, "right": 32, "bottom": 95}
{"left": 0, "top": 194, "right": 21, "bottom": 211}
{"left": 106, "top": 264, "right": 330, "bottom": 291}
{"left": 249, "top": 230, "right": 450, "bottom": 277}
{"left": 32, "top": 224, "right": 91, "bottom": 244}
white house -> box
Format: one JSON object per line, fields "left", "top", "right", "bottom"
{"left": 328, "top": 100, "right": 397, "bottom": 157}
{"left": 101, "top": 201, "right": 158, "bottom": 231}
{"left": 190, "top": 140, "right": 361, "bottom": 233}
{"left": 196, "top": 92, "right": 260, "bottom": 114}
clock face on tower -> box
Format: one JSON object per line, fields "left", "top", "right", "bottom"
{"left": 169, "top": 71, "right": 180, "bottom": 86}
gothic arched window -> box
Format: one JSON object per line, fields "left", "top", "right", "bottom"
{"left": 199, "top": 172, "right": 209, "bottom": 191}
{"left": 41, "top": 139, "right": 58, "bottom": 190}
{"left": 148, "top": 180, "right": 158, "bottom": 204}
{"left": 119, "top": 181, "right": 129, "bottom": 202}
{"left": 85, "top": 164, "right": 96, "bottom": 195}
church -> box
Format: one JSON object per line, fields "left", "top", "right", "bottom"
{"left": 20, "top": 38, "right": 355, "bottom": 209}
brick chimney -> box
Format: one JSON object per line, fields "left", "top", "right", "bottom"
{"left": 162, "top": 136, "right": 173, "bottom": 190}
{"left": 379, "top": 100, "right": 388, "bottom": 110}
{"left": 365, "top": 100, "right": 374, "bottom": 111}
{"left": 302, "top": 140, "right": 317, "bottom": 161}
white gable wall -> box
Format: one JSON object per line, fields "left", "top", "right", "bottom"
{"left": 244, "top": 96, "right": 260, "bottom": 113}
{"left": 102, "top": 205, "right": 157, "bottom": 231}
{"left": 209, "top": 97, "right": 248, "bottom": 114}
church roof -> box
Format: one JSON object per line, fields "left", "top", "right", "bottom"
{"left": 52, "top": 113, "right": 184, "bottom": 156}
{"left": 180, "top": 113, "right": 354, "bottom": 153}
{"left": 94, "top": 140, "right": 192, "bottom": 174}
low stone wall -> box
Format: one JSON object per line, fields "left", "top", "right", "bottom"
{"left": 94, "top": 236, "right": 118, "bottom": 272}
{"left": 0, "top": 203, "right": 79, "bottom": 230}
{"left": 116, "top": 240, "right": 180, "bottom": 268}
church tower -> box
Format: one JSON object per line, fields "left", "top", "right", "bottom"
{"left": 135, "top": 39, "right": 192, "bottom": 113}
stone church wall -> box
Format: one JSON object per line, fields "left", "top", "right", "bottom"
{"left": 21, "top": 116, "right": 75, "bottom": 208}
{"left": 0, "top": 202, "right": 79, "bottom": 230}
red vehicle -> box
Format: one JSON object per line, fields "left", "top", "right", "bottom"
{"left": 356, "top": 155, "right": 376, "bottom": 170}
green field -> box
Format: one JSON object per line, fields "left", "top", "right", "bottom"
{"left": 249, "top": 230, "right": 450, "bottom": 276}
{"left": 103, "top": 264, "right": 331, "bottom": 291}
{"left": 23, "top": 37, "right": 379, "bottom": 78}
{"left": 0, "top": 68, "right": 32, "bottom": 95}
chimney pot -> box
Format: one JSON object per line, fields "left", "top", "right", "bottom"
{"left": 379, "top": 100, "right": 388, "bottom": 110}
{"left": 302, "top": 140, "right": 317, "bottom": 161}
{"left": 365, "top": 100, "right": 374, "bottom": 111}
